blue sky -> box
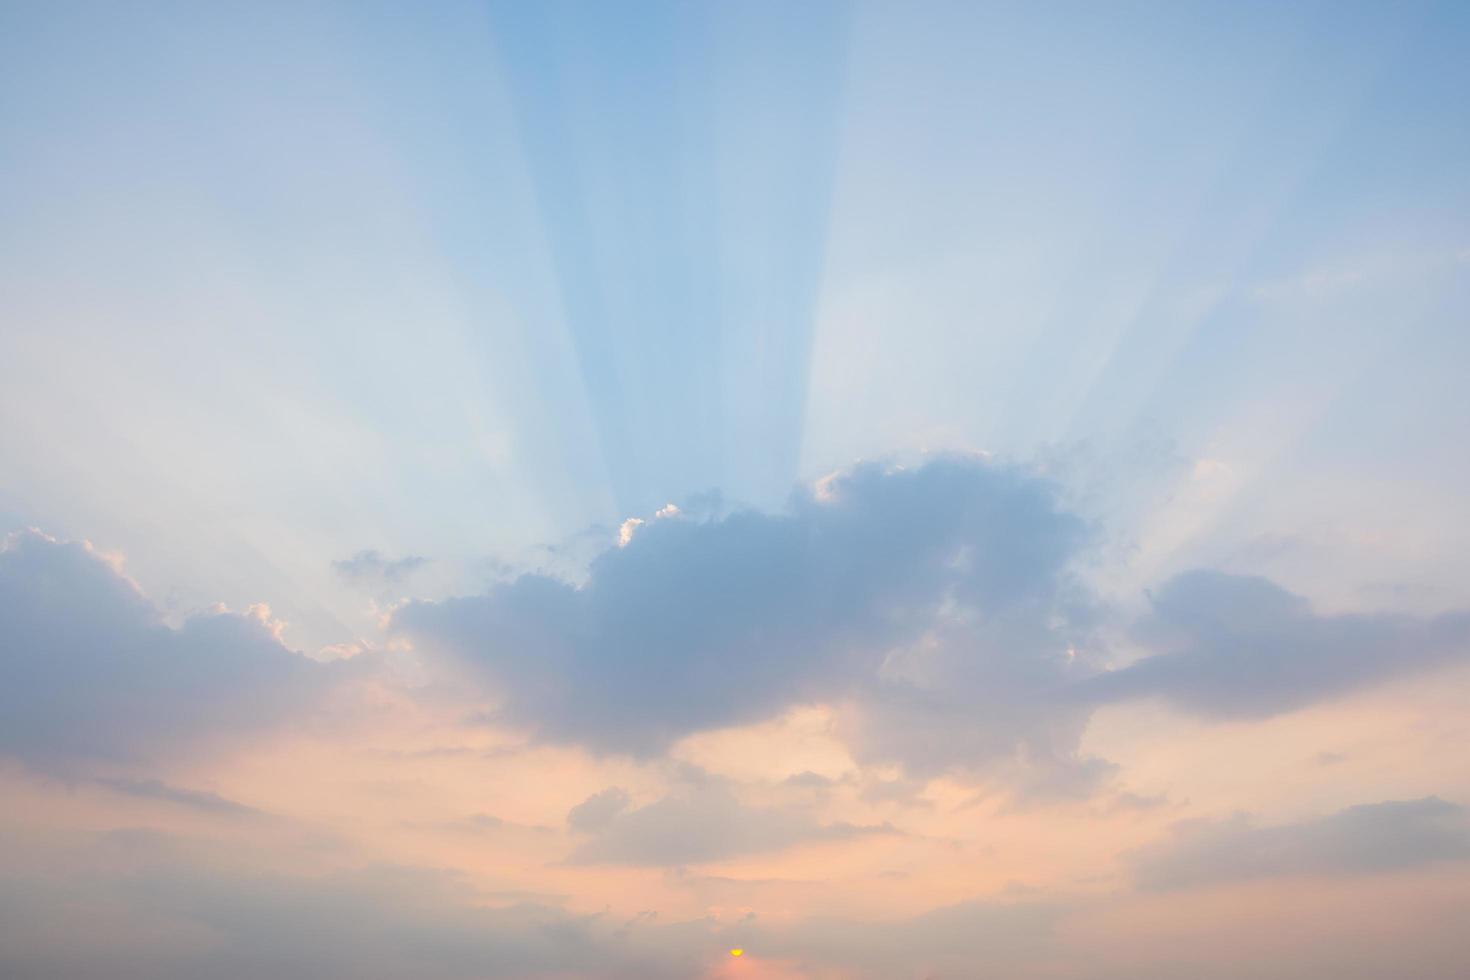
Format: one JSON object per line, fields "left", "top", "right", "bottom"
{"left": 2, "top": 3, "right": 1470, "bottom": 977}
{"left": 3, "top": 1, "right": 1468, "bottom": 644}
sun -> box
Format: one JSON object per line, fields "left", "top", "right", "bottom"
{"left": 729, "top": 948, "right": 744, "bottom": 957}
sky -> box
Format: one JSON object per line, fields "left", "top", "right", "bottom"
{"left": 2, "top": 1, "right": 1469, "bottom": 977}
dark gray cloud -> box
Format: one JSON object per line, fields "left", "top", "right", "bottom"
{"left": 0, "top": 531, "right": 333, "bottom": 771}
{"left": 567, "top": 775, "right": 895, "bottom": 866}
{"left": 1130, "top": 797, "right": 1470, "bottom": 890}
{"left": 1089, "top": 570, "right": 1470, "bottom": 718}
{"left": 395, "top": 455, "right": 1100, "bottom": 776}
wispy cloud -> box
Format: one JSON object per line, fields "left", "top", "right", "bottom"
{"left": 92, "top": 776, "right": 262, "bottom": 817}
{"left": 1130, "top": 798, "right": 1470, "bottom": 890}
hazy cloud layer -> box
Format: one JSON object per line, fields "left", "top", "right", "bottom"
{"left": 0, "top": 830, "right": 1066, "bottom": 980}
{"left": 0, "top": 531, "right": 332, "bottom": 771}
{"left": 1131, "top": 797, "right": 1470, "bottom": 890}
{"left": 738, "top": 897, "right": 1066, "bottom": 978}
{"left": 4, "top": 823, "right": 1467, "bottom": 980}
{"left": 567, "top": 774, "right": 894, "bottom": 866}
{"left": 0, "top": 822, "right": 1066, "bottom": 980}
{"left": 0, "top": 858, "right": 690, "bottom": 980}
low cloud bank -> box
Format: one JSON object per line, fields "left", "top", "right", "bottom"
{"left": 1131, "top": 796, "right": 1470, "bottom": 890}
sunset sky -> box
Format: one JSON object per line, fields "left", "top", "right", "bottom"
{"left": 3, "top": 2, "right": 1470, "bottom": 977}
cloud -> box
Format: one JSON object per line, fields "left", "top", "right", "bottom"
{"left": 1089, "top": 570, "right": 1470, "bottom": 718}
{"left": 15, "top": 451, "right": 1447, "bottom": 834}
{"left": 393, "top": 461, "right": 1470, "bottom": 792}
{"left": 0, "top": 530, "right": 333, "bottom": 771}
{"left": 92, "top": 777, "right": 262, "bottom": 816}
{"left": 1106, "top": 790, "right": 1174, "bottom": 814}
{"left": 567, "top": 775, "right": 895, "bottom": 866}
{"left": 719, "top": 897, "right": 1067, "bottom": 978}
{"left": 840, "top": 616, "right": 1111, "bottom": 793}
{"left": 1130, "top": 797, "right": 1470, "bottom": 890}
{"left": 567, "top": 786, "right": 632, "bottom": 831}
{"left": 3, "top": 820, "right": 1466, "bottom": 980}
{"left": 0, "top": 821, "right": 1058, "bottom": 980}
{"left": 332, "top": 550, "right": 430, "bottom": 586}
{"left": 394, "top": 455, "right": 1099, "bottom": 780}
{"left": 0, "top": 858, "right": 692, "bottom": 980}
